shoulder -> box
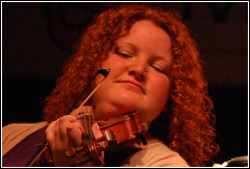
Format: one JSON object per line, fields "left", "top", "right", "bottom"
{"left": 121, "top": 139, "right": 190, "bottom": 167}
{"left": 2, "top": 121, "right": 48, "bottom": 156}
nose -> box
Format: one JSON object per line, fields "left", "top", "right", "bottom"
{"left": 128, "top": 59, "right": 147, "bottom": 81}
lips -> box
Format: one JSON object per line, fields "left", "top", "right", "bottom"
{"left": 117, "top": 80, "right": 145, "bottom": 94}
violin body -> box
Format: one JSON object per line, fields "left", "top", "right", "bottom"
{"left": 98, "top": 112, "right": 146, "bottom": 144}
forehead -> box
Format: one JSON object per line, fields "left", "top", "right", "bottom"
{"left": 130, "top": 20, "right": 170, "bottom": 38}
{"left": 116, "top": 20, "right": 172, "bottom": 56}
{"left": 117, "top": 20, "right": 171, "bottom": 43}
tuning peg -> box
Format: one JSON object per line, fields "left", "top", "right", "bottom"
{"left": 65, "top": 145, "right": 87, "bottom": 158}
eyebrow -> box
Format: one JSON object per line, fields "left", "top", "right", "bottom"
{"left": 118, "top": 42, "right": 172, "bottom": 64}
{"left": 117, "top": 42, "right": 138, "bottom": 52}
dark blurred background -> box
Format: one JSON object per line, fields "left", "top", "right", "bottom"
{"left": 2, "top": 2, "right": 248, "bottom": 165}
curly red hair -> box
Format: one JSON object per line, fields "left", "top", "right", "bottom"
{"left": 43, "top": 3, "right": 219, "bottom": 166}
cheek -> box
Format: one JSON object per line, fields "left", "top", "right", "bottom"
{"left": 101, "top": 55, "right": 125, "bottom": 70}
{"left": 141, "top": 75, "right": 171, "bottom": 124}
{"left": 149, "top": 74, "right": 171, "bottom": 106}
{"left": 92, "top": 56, "right": 127, "bottom": 101}
{"left": 145, "top": 75, "right": 171, "bottom": 122}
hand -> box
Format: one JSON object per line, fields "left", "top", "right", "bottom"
{"left": 46, "top": 115, "right": 105, "bottom": 166}
{"left": 45, "top": 115, "right": 85, "bottom": 166}
{"left": 45, "top": 115, "right": 105, "bottom": 166}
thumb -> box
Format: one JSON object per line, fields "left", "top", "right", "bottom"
{"left": 91, "top": 123, "right": 103, "bottom": 140}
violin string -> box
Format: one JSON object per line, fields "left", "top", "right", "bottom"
{"left": 89, "top": 114, "right": 94, "bottom": 140}
{"left": 85, "top": 115, "right": 91, "bottom": 142}
{"left": 82, "top": 116, "right": 87, "bottom": 142}
{"left": 82, "top": 115, "right": 87, "bottom": 141}
{"left": 88, "top": 114, "right": 95, "bottom": 141}
{"left": 73, "top": 107, "right": 94, "bottom": 145}
{"left": 81, "top": 113, "right": 93, "bottom": 143}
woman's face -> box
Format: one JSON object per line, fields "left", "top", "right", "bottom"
{"left": 92, "top": 20, "right": 173, "bottom": 125}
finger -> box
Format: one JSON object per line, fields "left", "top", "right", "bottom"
{"left": 57, "top": 115, "right": 78, "bottom": 142}
{"left": 66, "top": 121, "right": 84, "bottom": 147}
{"left": 45, "top": 120, "right": 57, "bottom": 140}
{"left": 92, "top": 123, "right": 103, "bottom": 140}
{"left": 45, "top": 120, "right": 58, "bottom": 150}
{"left": 52, "top": 115, "right": 78, "bottom": 151}
{"left": 92, "top": 123, "right": 105, "bottom": 159}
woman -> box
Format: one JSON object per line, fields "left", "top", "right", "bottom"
{"left": 3, "top": 3, "right": 219, "bottom": 167}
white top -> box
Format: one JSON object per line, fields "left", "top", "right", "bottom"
{"left": 121, "top": 139, "right": 190, "bottom": 167}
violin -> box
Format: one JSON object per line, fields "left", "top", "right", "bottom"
{"left": 30, "top": 106, "right": 147, "bottom": 167}
{"left": 25, "top": 68, "right": 147, "bottom": 167}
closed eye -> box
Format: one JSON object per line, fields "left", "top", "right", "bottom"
{"left": 151, "top": 64, "right": 168, "bottom": 75}
{"left": 116, "top": 51, "right": 133, "bottom": 59}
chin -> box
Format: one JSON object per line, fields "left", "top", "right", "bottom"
{"left": 116, "top": 90, "right": 141, "bottom": 102}
{"left": 114, "top": 99, "right": 138, "bottom": 110}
